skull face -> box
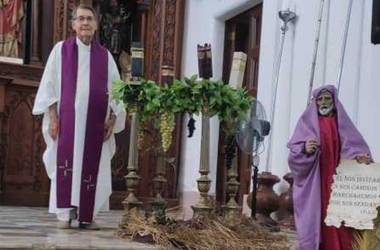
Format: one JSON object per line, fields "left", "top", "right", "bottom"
{"left": 316, "top": 90, "right": 334, "bottom": 116}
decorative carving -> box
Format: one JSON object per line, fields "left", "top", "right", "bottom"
{"left": 150, "top": 0, "right": 162, "bottom": 82}
{"left": 0, "top": 62, "right": 47, "bottom": 205}
{"left": 1, "top": 88, "right": 47, "bottom": 195}
{"left": 5, "top": 94, "right": 33, "bottom": 176}
{"left": 67, "top": 0, "right": 78, "bottom": 37}
{"left": 162, "top": 0, "right": 176, "bottom": 66}
{"left": 141, "top": 0, "right": 184, "bottom": 203}
{"left": 136, "top": 0, "right": 152, "bottom": 11}
{"left": 53, "top": 0, "right": 65, "bottom": 43}
{"left": 98, "top": 0, "right": 132, "bottom": 63}
{"left": 53, "top": 0, "right": 78, "bottom": 43}
{"left": 32, "top": 111, "right": 45, "bottom": 192}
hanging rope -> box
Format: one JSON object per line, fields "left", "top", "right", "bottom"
{"left": 337, "top": 0, "right": 354, "bottom": 94}
{"left": 307, "top": 0, "right": 327, "bottom": 105}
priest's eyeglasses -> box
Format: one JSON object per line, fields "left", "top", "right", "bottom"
{"left": 74, "top": 16, "right": 94, "bottom": 23}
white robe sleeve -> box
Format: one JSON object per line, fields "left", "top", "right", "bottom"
{"left": 32, "top": 42, "right": 63, "bottom": 181}
{"left": 107, "top": 51, "right": 126, "bottom": 134}
{"left": 32, "top": 42, "right": 62, "bottom": 115}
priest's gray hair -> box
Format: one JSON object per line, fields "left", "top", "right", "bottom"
{"left": 71, "top": 5, "right": 98, "bottom": 21}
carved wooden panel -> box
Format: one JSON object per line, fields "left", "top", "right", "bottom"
{"left": 108, "top": 0, "right": 184, "bottom": 208}
{"left": 149, "top": 0, "right": 163, "bottom": 82}
{"left": 0, "top": 82, "right": 48, "bottom": 206}
{"left": 145, "top": 0, "right": 184, "bottom": 83}
{"left": 135, "top": 0, "right": 184, "bottom": 202}
{"left": 53, "top": 0, "right": 79, "bottom": 43}
{"left": 0, "top": 63, "right": 45, "bottom": 205}
{"left": 0, "top": 63, "right": 43, "bottom": 82}
{"left": 162, "top": 0, "right": 175, "bottom": 66}
{"left": 53, "top": 0, "right": 65, "bottom": 43}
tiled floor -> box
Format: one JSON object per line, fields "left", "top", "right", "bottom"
{"left": 0, "top": 206, "right": 157, "bottom": 250}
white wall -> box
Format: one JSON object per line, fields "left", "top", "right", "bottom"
{"left": 258, "top": 0, "right": 380, "bottom": 192}
{"left": 179, "top": 0, "right": 380, "bottom": 214}
{"left": 179, "top": 0, "right": 261, "bottom": 217}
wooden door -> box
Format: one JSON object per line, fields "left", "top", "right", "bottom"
{"left": 216, "top": 4, "right": 263, "bottom": 205}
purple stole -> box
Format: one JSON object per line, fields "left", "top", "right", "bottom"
{"left": 57, "top": 37, "right": 108, "bottom": 223}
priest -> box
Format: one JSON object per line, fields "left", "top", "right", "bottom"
{"left": 288, "top": 85, "right": 372, "bottom": 250}
{"left": 33, "top": 5, "right": 126, "bottom": 230}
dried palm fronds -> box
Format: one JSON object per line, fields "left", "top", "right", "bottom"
{"left": 117, "top": 209, "right": 291, "bottom": 250}
{"left": 353, "top": 230, "right": 380, "bottom": 250}
{"left": 353, "top": 207, "right": 380, "bottom": 250}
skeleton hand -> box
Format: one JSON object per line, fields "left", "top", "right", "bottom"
{"left": 305, "top": 138, "right": 318, "bottom": 155}
{"left": 356, "top": 154, "right": 371, "bottom": 165}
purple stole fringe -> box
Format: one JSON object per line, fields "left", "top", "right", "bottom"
{"left": 57, "top": 37, "right": 108, "bottom": 222}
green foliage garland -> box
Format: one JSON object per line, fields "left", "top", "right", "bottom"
{"left": 112, "top": 76, "right": 253, "bottom": 151}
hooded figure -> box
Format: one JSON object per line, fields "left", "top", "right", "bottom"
{"left": 288, "top": 85, "right": 372, "bottom": 250}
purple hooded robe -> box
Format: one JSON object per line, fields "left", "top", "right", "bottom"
{"left": 287, "top": 85, "right": 372, "bottom": 250}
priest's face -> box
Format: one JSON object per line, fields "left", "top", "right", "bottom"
{"left": 72, "top": 8, "right": 97, "bottom": 44}
{"left": 316, "top": 90, "right": 334, "bottom": 116}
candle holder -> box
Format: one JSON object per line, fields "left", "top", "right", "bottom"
{"left": 192, "top": 114, "right": 213, "bottom": 218}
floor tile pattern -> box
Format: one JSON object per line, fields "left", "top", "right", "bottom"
{"left": 0, "top": 206, "right": 157, "bottom": 250}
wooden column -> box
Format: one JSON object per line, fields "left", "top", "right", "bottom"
{"left": 30, "top": 0, "right": 41, "bottom": 64}
{"left": 143, "top": 0, "right": 184, "bottom": 83}
{"left": 130, "top": 0, "right": 185, "bottom": 205}
{"left": 0, "top": 78, "right": 10, "bottom": 196}
{"left": 137, "top": 0, "right": 152, "bottom": 45}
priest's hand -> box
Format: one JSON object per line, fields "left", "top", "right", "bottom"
{"left": 305, "top": 138, "right": 318, "bottom": 155}
{"left": 49, "top": 117, "right": 59, "bottom": 140}
{"left": 356, "top": 154, "right": 371, "bottom": 165}
{"left": 104, "top": 114, "right": 116, "bottom": 141}
{"left": 48, "top": 103, "right": 59, "bottom": 140}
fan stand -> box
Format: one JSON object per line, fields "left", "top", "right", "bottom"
{"left": 249, "top": 154, "right": 260, "bottom": 218}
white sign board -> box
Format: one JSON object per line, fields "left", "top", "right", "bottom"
{"left": 324, "top": 160, "right": 380, "bottom": 229}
